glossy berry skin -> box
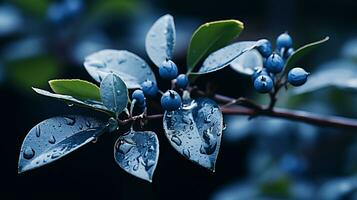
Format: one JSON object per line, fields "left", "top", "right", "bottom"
{"left": 159, "top": 60, "right": 178, "bottom": 80}
{"left": 141, "top": 80, "right": 158, "bottom": 97}
{"left": 252, "top": 67, "right": 269, "bottom": 81}
{"left": 288, "top": 67, "right": 309, "bottom": 86}
{"left": 277, "top": 32, "right": 293, "bottom": 49}
{"left": 175, "top": 74, "right": 189, "bottom": 88}
{"left": 284, "top": 48, "right": 294, "bottom": 59}
{"left": 256, "top": 39, "right": 273, "bottom": 58}
{"left": 132, "top": 89, "right": 145, "bottom": 104}
{"left": 265, "top": 53, "right": 284, "bottom": 74}
{"left": 254, "top": 75, "right": 274, "bottom": 93}
{"left": 161, "top": 90, "right": 182, "bottom": 111}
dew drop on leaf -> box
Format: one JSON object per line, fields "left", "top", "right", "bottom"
{"left": 23, "top": 147, "right": 35, "bottom": 159}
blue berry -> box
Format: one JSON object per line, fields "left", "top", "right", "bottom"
{"left": 256, "top": 39, "right": 273, "bottom": 58}
{"left": 252, "top": 67, "right": 269, "bottom": 81}
{"left": 159, "top": 60, "right": 178, "bottom": 80}
{"left": 132, "top": 89, "right": 145, "bottom": 104}
{"left": 284, "top": 48, "right": 294, "bottom": 59}
{"left": 254, "top": 75, "right": 274, "bottom": 93}
{"left": 277, "top": 32, "right": 293, "bottom": 49}
{"left": 175, "top": 74, "right": 189, "bottom": 88}
{"left": 161, "top": 90, "right": 182, "bottom": 111}
{"left": 265, "top": 53, "right": 284, "bottom": 74}
{"left": 141, "top": 80, "right": 158, "bottom": 96}
{"left": 288, "top": 67, "right": 309, "bottom": 86}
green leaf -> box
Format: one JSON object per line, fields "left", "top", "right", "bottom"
{"left": 100, "top": 74, "right": 129, "bottom": 116}
{"left": 186, "top": 19, "right": 244, "bottom": 73}
{"left": 33, "top": 88, "right": 113, "bottom": 115}
{"left": 49, "top": 79, "right": 101, "bottom": 102}
{"left": 284, "top": 37, "right": 329, "bottom": 71}
{"left": 18, "top": 115, "right": 107, "bottom": 173}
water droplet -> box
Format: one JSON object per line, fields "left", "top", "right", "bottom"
{"left": 51, "top": 152, "right": 61, "bottom": 159}
{"left": 67, "top": 103, "right": 74, "bottom": 107}
{"left": 64, "top": 117, "right": 75, "bottom": 126}
{"left": 166, "top": 111, "right": 173, "bottom": 118}
{"left": 222, "top": 123, "right": 227, "bottom": 130}
{"left": 204, "top": 115, "right": 212, "bottom": 123}
{"left": 48, "top": 135, "right": 56, "bottom": 144}
{"left": 171, "top": 135, "right": 182, "bottom": 146}
{"left": 23, "top": 147, "right": 35, "bottom": 159}
{"left": 79, "top": 124, "right": 83, "bottom": 130}
{"left": 145, "top": 159, "right": 155, "bottom": 170}
{"left": 117, "top": 140, "right": 134, "bottom": 154}
{"left": 189, "top": 126, "right": 194, "bottom": 131}
{"left": 200, "top": 143, "right": 217, "bottom": 155}
{"left": 133, "top": 164, "right": 139, "bottom": 171}
{"left": 85, "top": 121, "right": 91, "bottom": 128}
{"left": 36, "top": 126, "right": 41, "bottom": 137}
{"left": 183, "top": 149, "right": 191, "bottom": 159}
{"left": 118, "top": 58, "right": 126, "bottom": 64}
{"left": 141, "top": 64, "right": 147, "bottom": 68}
{"left": 88, "top": 60, "right": 106, "bottom": 68}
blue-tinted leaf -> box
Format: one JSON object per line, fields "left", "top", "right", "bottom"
{"left": 84, "top": 50, "right": 156, "bottom": 88}
{"left": 33, "top": 88, "right": 113, "bottom": 115}
{"left": 100, "top": 74, "right": 128, "bottom": 115}
{"left": 292, "top": 60, "right": 357, "bottom": 95}
{"left": 163, "top": 98, "right": 223, "bottom": 171}
{"left": 18, "top": 116, "right": 107, "bottom": 173}
{"left": 193, "top": 41, "right": 257, "bottom": 75}
{"left": 230, "top": 49, "right": 263, "bottom": 75}
{"left": 145, "top": 14, "right": 176, "bottom": 67}
{"left": 114, "top": 130, "right": 159, "bottom": 182}
{"left": 318, "top": 176, "right": 357, "bottom": 200}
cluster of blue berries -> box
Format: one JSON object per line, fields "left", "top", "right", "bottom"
{"left": 131, "top": 59, "right": 189, "bottom": 112}
{"left": 253, "top": 33, "right": 310, "bottom": 93}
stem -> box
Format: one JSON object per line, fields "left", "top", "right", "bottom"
{"left": 120, "top": 87, "right": 357, "bottom": 130}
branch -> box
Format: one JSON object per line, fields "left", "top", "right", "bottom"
{"left": 191, "top": 88, "right": 357, "bottom": 130}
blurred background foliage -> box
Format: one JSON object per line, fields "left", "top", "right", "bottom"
{"left": 4, "top": 0, "right": 357, "bottom": 199}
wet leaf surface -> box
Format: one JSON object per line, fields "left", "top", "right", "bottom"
{"left": 84, "top": 50, "right": 156, "bottom": 88}
{"left": 230, "top": 49, "right": 263, "bottom": 75}
{"left": 145, "top": 14, "right": 175, "bottom": 67}
{"left": 114, "top": 130, "right": 159, "bottom": 182}
{"left": 163, "top": 98, "right": 223, "bottom": 171}
{"left": 18, "top": 115, "right": 107, "bottom": 173}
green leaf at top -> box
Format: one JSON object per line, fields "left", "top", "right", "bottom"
{"left": 100, "top": 74, "right": 128, "bottom": 116}
{"left": 49, "top": 79, "right": 101, "bottom": 102}
{"left": 186, "top": 19, "right": 244, "bottom": 73}
{"left": 284, "top": 37, "right": 329, "bottom": 72}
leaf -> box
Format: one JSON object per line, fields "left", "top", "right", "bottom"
{"left": 230, "top": 49, "right": 263, "bottom": 75}
{"left": 33, "top": 88, "right": 113, "bottom": 115}
{"left": 284, "top": 37, "right": 329, "bottom": 72}
{"left": 114, "top": 130, "right": 159, "bottom": 182}
{"left": 49, "top": 79, "right": 101, "bottom": 102}
{"left": 163, "top": 98, "right": 223, "bottom": 171}
{"left": 187, "top": 20, "right": 244, "bottom": 73}
{"left": 84, "top": 50, "right": 156, "bottom": 89}
{"left": 100, "top": 74, "right": 128, "bottom": 115}
{"left": 292, "top": 60, "right": 357, "bottom": 95}
{"left": 18, "top": 115, "right": 107, "bottom": 173}
{"left": 193, "top": 41, "right": 257, "bottom": 75}
{"left": 145, "top": 14, "right": 176, "bottom": 67}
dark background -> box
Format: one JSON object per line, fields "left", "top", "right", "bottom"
{"left": 2, "top": 0, "right": 357, "bottom": 199}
